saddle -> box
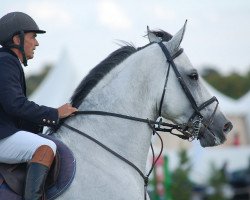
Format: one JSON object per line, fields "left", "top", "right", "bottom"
{"left": 0, "top": 135, "right": 76, "bottom": 200}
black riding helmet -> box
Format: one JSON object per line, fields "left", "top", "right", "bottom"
{"left": 0, "top": 12, "right": 46, "bottom": 66}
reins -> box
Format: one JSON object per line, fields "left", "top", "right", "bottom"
{"left": 63, "top": 116, "right": 164, "bottom": 200}
{"left": 72, "top": 110, "right": 191, "bottom": 139}
{"left": 61, "top": 111, "right": 189, "bottom": 200}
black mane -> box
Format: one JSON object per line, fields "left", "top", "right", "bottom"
{"left": 49, "top": 30, "right": 172, "bottom": 133}
{"left": 70, "top": 45, "right": 137, "bottom": 108}
{"left": 70, "top": 30, "right": 172, "bottom": 108}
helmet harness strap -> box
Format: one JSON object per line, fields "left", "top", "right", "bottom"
{"left": 5, "top": 31, "right": 28, "bottom": 66}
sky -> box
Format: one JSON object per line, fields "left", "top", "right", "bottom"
{"left": 1, "top": 0, "right": 250, "bottom": 76}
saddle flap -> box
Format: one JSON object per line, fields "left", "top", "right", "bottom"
{"left": 0, "top": 135, "right": 76, "bottom": 200}
{"left": 0, "top": 163, "right": 26, "bottom": 195}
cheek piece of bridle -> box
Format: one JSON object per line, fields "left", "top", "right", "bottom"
{"left": 157, "top": 42, "right": 219, "bottom": 141}
{"left": 61, "top": 42, "right": 219, "bottom": 200}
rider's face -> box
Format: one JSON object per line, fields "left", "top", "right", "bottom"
{"left": 24, "top": 32, "right": 39, "bottom": 60}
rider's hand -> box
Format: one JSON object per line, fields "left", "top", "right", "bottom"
{"left": 57, "top": 103, "right": 78, "bottom": 119}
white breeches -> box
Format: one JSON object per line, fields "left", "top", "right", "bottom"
{"left": 0, "top": 131, "right": 56, "bottom": 164}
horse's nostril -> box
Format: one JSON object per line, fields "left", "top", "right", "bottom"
{"left": 223, "top": 122, "right": 233, "bottom": 133}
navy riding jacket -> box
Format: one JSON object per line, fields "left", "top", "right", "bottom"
{"left": 0, "top": 48, "right": 59, "bottom": 140}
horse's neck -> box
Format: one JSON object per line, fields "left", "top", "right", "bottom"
{"left": 69, "top": 45, "right": 165, "bottom": 171}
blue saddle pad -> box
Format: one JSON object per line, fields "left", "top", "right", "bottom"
{"left": 0, "top": 135, "right": 76, "bottom": 200}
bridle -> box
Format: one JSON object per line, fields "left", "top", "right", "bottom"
{"left": 61, "top": 41, "right": 219, "bottom": 199}
{"left": 157, "top": 42, "right": 219, "bottom": 140}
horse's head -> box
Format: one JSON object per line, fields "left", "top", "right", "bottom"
{"left": 148, "top": 22, "right": 233, "bottom": 147}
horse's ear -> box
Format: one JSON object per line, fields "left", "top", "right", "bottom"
{"left": 147, "top": 26, "right": 161, "bottom": 43}
{"left": 168, "top": 20, "right": 187, "bottom": 52}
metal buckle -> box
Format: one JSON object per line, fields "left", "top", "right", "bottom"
{"left": 192, "top": 117, "right": 202, "bottom": 139}
{"left": 154, "top": 116, "right": 163, "bottom": 130}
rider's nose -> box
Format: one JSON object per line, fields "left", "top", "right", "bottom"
{"left": 223, "top": 122, "right": 233, "bottom": 134}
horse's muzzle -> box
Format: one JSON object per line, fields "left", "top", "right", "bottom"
{"left": 223, "top": 121, "right": 233, "bottom": 134}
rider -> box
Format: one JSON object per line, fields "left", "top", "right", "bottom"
{"left": 0, "top": 12, "right": 77, "bottom": 200}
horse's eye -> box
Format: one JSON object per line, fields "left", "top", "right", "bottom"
{"left": 188, "top": 72, "right": 199, "bottom": 80}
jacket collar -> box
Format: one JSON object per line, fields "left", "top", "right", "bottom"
{"left": 0, "top": 47, "right": 23, "bottom": 65}
{"left": 0, "top": 47, "right": 19, "bottom": 59}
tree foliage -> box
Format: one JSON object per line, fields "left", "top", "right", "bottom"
{"left": 25, "top": 65, "right": 52, "bottom": 97}
{"left": 206, "top": 162, "right": 229, "bottom": 200}
{"left": 201, "top": 66, "right": 250, "bottom": 99}
{"left": 171, "top": 149, "right": 192, "bottom": 200}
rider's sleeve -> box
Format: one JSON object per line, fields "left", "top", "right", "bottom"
{"left": 0, "top": 56, "right": 59, "bottom": 127}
